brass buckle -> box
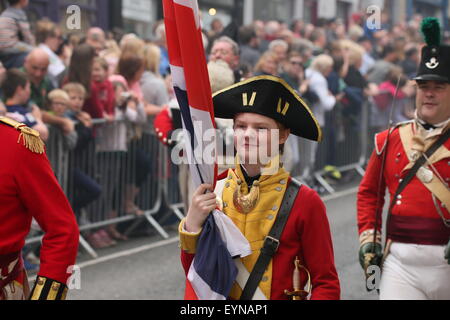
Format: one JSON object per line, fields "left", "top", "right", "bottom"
{"left": 264, "top": 236, "right": 280, "bottom": 253}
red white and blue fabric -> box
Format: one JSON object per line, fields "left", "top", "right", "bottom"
{"left": 163, "top": 0, "right": 251, "bottom": 300}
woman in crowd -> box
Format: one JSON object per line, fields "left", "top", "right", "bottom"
{"left": 254, "top": 51, "right": 278, "bottom": 76}
{"left": 95, "top": 74, "right": 140, "bottom": 242}
{"left": 117, "top": 48, "right": 151, "bottom": 216}
{"left": 304, "top": 54, "right": 336, "bottom": 180}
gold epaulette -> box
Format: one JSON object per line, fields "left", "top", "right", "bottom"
{"left": 0, "top": 116, "right": 45, "bottom": 154}
{"left": 29, "top": 276, "right": 68, "bottom": 300}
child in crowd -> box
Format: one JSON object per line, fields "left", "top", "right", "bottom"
{"left": 85, "top": 57, "right": 115, "bottom": 121}
{"left": 2, "top": 69, "right": 48, "bottom": 140}
{"left": 47, "top": 88, "right": 77, "bottom": 149}
{"left": 0, "top": 0, "right": 35, "bottom": 68}
{"left": 64, "top": 82, "right": 93, "bottom": 129}
{"left": 62, "top": 82, "right": 106, "bottom": 248}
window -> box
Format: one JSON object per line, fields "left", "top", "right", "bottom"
{"left": 253, "top": 0, "right": 295, "bottom": 22}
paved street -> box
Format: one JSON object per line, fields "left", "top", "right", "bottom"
{"left": 61, "top": 188, "right": 378, "bottom": 300}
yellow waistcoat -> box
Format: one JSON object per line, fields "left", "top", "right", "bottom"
{"left": 222, "top": 165, "right": 290, "bottom": 299}
{"left": 178, "top": 163, "right": 290, "bottom": 299}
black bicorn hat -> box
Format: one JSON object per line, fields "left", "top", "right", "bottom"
{"left": 212, "top": 75, "right": 322, "bottom": 142}
{"left": 414, "top": 17, "right": 450, "bottom": 83}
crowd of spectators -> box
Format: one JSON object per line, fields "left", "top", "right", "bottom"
{"left": 0, "top": 0, "right": 435, "bottom": 264}
{"left": 203, "top": 13, "right": 428, "bottom": 181}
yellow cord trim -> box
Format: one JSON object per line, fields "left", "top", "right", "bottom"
{"left": 0, "top": 117, "right": 45, "bottom": 154}
{"left": 17, "top": 126, "right": 45, "bottom": 154}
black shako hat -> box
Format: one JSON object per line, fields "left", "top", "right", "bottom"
{"left": 212, "top": 75, "right": 322, "bottom": 142}
{"left": 414, "top": 17, "right": 450, "bottom": 83}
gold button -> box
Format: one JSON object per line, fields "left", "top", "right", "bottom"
{"left": 275, "top": 187, "right": 282, "bottom": 192}
{"left": 267, "top": 215, "right": 274, "bottom": 220}
{"left": 272, "top": 206, "right": 278, "bottom": 211}
{"left": 279, "top": 180, "right": 286, "bottom": 185}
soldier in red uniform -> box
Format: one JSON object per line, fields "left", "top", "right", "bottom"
{"left": 178, "top": 76, "right": 340, "bottom": 300}
{"left": 357, "top": 18, "right": 450, "bottom": 300}
{"left": 0, "top": 116, "right": 79, "bottom": 300}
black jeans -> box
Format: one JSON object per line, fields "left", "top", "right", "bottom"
{"left": 71, "top": 168, "right": 102, "bottom": 213}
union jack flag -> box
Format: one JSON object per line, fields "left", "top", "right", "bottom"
{"left": 163, "top": 0, "right": 251, "bottom": 300}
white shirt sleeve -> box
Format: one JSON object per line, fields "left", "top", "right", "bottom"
{"left": 309, "top": 72, "right": 336, "bottom": 111}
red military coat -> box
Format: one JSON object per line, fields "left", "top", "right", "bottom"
{"left": 0, "top": 121, "right": 79, "bottom": 285}
{"left": 358, "top": 121, "right": 450, "bottom": 245}
{"left": 179, "top": 168, "right": 340, "bottom": 300}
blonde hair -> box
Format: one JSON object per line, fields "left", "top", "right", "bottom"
{"left": 348, "top": 25, "right": 364, "bottom": 41}
{"left": 339, "top": 40, "right": 365, "bottom": 67}
{"left": 103, "top": 39, "right": 121, "bottom": 57}
{"left": 120, "top": 37, "right": 145, "bottom": 58}
{"left": 48, "top": 89, "right": 70, "bottom": 103}
{"left": 62, "top": 82, "right": 86, "bottom": 98}
{"left": 310, "top": 54, "right": 334, "bottom": 74}
{"left": 120, "top": 33, "right": 139, "bottom": 48}
{"left": 254, "top": 51, "right": 278, "bottom": 74}
{"left": 207, "top": 60, "right": 234, "bottom": 94}
{"left": 118, "top": 38, "right": 145, "bottom": 82}
{"left": 143, "top": 44, "right": 161, "bottom": 75}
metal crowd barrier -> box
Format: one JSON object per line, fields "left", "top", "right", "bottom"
{"left": 25, "top": 119, "right": 184, "bottom": 259}
{"left": 25, "top": 97, "right": 377, "bottom": 258}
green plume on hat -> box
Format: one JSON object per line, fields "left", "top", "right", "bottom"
{"left": 421, "top": 17, "right": 441, "bottom": 47}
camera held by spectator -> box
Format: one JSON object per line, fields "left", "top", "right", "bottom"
{"left": 119, "top": 91, "right": 133, "bottom": 111}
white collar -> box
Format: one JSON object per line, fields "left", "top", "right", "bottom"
{"left": 415, "top": 111, "right": 450, "bottom": 130}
